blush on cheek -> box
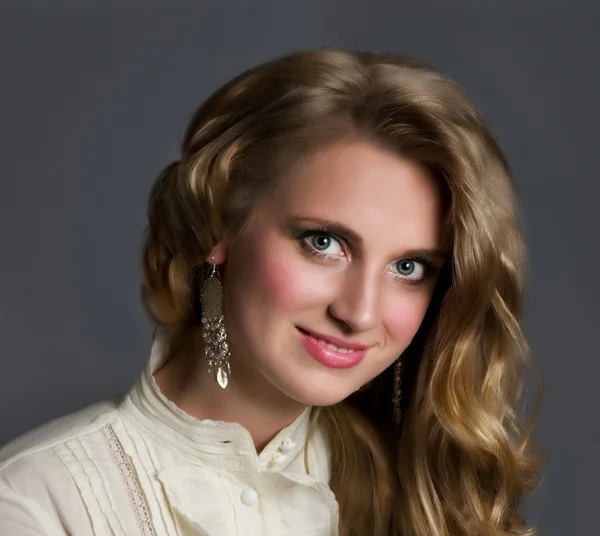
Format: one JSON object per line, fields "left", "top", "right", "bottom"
{"left": 228, "top": 223, "right": 309, "bottom": 310}
{"left": 228, "top": 223, "right": 343, "bottom": 319}
{"left": 256, "top": 247, "right": 320, "bottom": 312}
{"left": 385, "top": 297, "right": 431, "bottom": 343}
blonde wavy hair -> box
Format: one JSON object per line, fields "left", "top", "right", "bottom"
{"left": 141, "top": 48, "right": 542, "bottom": 536}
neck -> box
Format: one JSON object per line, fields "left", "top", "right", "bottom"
{"left": 153, "top": 331, "right": 308, "bottom": 452}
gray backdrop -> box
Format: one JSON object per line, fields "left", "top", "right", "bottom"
{"left": 0, "top": 2, "right": 598, "bottom": 535}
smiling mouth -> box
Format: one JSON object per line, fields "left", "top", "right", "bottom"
{"left": 296, "top": 327, "right": 368, "bottom": 369}
{"left": 296, "top": 327, "right": 370, "bottom": 350}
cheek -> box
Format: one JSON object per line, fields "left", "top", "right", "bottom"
{"left": 227, "top": 233, "right": 319, "bottom": 316}
{"left": 384, "top": 292, "right": 432, "bottom": 344}
{"left": 256, "top": 253, "right": 305, "bottom": 310}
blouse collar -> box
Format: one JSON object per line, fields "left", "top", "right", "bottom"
{"left": 118, "top": 332, "right": 316, "bottom": 473}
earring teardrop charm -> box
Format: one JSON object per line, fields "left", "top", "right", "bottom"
{"left": 216, "top": 367, "right": 229, "bottom": 389}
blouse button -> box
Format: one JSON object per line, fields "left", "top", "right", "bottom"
{"left": 280, "top": 438, "right": 296, "bottom": 452}
{"left": 271, "top": 451, "right": 287, "bottom": 465}
{"left": 241, "top": 488, "right": 258, "bottom": 506}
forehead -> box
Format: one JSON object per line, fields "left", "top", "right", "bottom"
{"left": 265, "top": 142, "right": 444, "bottom": 252}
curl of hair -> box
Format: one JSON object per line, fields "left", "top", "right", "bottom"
{"left": 140, "top": 48, "right": 542, "bottom": 535}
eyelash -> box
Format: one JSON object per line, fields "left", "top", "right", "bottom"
{"left": 296, "top": 228, "right": 436, "bottom": 285}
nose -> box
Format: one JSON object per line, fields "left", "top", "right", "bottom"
{"left": 328, "top": 265, "right": 382, "bottom": 333}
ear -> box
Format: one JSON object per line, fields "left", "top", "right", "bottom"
{"left": 206, "top": 241, "right": 228, "bottom": 265}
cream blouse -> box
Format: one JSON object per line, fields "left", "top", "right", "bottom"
{"left": 0, "top": 338, "right": 339, "bottom": 535}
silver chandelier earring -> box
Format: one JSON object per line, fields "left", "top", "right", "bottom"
{"left": 392, "top": 358, "right": 402, "bottom": 425}
{"left": 200, "top": 260, "right": 231, "bottom": 389}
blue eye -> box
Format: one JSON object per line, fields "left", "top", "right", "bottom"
{"left": 394, "top": 259, "right": 425, "bottom": 281}
{"left": 297, "top": 230, "right": 345, "bottom": 259}
{"left": 311, "top": 233, "right": 332, "bottom": 251}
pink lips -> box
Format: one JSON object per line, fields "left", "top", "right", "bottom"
{"left": 297, "top": 327, "right": 368, "bottom": 369}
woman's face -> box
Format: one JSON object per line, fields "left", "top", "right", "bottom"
{"left": 217, "top": 141, "right": 445, "bottom": 408}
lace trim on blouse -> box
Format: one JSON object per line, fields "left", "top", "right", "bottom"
{"left": 101, "top": 424, "right": 156, "bottom": 536}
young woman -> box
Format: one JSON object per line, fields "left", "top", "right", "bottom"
{"left": 0, "top": 47, "right": 542, "bottom": 536}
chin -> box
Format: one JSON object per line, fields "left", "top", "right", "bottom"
{"left": 278, "top": 376, "right": 356, "bottom": 408}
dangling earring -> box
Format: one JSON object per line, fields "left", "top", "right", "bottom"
{"left": 200, "top": 260, "right": 231, "bottom": 389}
{"left": 392, "top": 358, "right": 402, "bottom": 425}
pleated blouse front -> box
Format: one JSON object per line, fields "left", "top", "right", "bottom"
{"left": 0, "top": 337, "right": 339, "bottom": 536}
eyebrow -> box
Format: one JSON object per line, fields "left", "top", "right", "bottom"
{"left": 287, "top": 216, "right": 448, "bottom": 263}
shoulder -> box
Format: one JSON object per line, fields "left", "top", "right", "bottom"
{"left": 0, "top": 398, "right": 118, "bottom": 479}
{"left": 0, "top": 401, "right": 118, "bottom": 535}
